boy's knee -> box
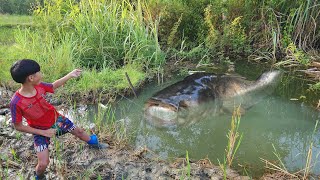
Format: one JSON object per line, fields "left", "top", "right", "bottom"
{"left": 38, "top": 159, "right": 50, "bottom": 167}
{"left": 38, "top": 159, "right": 49, "bottom": 168}
{"left": 74, "top": 128, "right": 84, "bottom": 135}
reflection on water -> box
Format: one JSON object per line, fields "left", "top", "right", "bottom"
{"left": 111, "top": 72, "right": 320, "bottom": 177}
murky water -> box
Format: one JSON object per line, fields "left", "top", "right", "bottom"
{"left": 100, "top": 63, "right": 320, "bottom": 177}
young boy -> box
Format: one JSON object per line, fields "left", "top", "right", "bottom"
{"left": 9, "top": 59, "right": 108, "bottom": 180}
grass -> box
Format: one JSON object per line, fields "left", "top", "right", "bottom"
{"left": 179, "top": 151, "right": 191, "bottom": 179}
{"left": 225, "top": 106, "right": 243, "bottom": 167}
{"left": 0, "top": 14, "right": 33, "bottom": 27}
{"left": 0, "top": 1, "right": 165, "bottom": 100}
{"left": 0, "top": 27, "right": 16, "bottom": 44}
{"left": 218, "top": 106, "right": 243, "bottom": 180}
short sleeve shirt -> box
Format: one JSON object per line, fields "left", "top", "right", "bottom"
{"left": 10, "top": 82, "right": 60, "bottom": 129}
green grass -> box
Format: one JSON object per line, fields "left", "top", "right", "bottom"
{"left": 0, "top": 14, "right": 33, "bottom": 27}
{"left": 0, "top": 1, "right": 164, "bottom": 99}
{"left": 0, "top": 27, "right": 16, "bottom": 44}
{"left": 0, "top": 14, "right": 33, "bottom": 87}
{"left": 66, "top": 64, "right": 146, "bottom": 96}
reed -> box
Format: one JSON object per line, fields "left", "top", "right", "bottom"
{"left": 218, "top": 106, "right": 243, "bottom": 180}
{"left": 303, "top": 120, "right": 318, "bottom": 179}
{"left": 218, "top": 157, "right": 227, "bottom": 180}
{"left": 225, "top": 106, "right": 243, "bottom": 167}
{"left": 183, "top": 150, "right": 191, "bottom": 179}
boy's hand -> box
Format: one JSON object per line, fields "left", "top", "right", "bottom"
{"left": 42, "top": 128, "right": 57, "bottom": 138}
{"left": 68, "top": 69, "right": 82, "bottom": 78}
{"left": 53, "top": 69, "right": 82, "bottom": 89}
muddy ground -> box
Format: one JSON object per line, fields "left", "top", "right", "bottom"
{"left": 0, "top": 87, "right": 318, "bottom": 180}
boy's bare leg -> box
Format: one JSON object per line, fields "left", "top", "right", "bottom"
{"left": 70, "top": 127, "right": 108, "bottom": 149}
{"left": 36, "top": 149, "right": 50, "bottom": 176}
{"left": 70, "top": 127, "right": 90, "bottom": 142}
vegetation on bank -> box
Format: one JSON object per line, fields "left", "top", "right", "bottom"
{"left": 1, "top": 0, "right": 320, "bottom": 179}
{"left": 0, "top": 0, "right": 319, "bottom": 100}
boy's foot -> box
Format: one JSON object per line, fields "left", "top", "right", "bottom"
{"left": 87, "top": 134, "right": 109, "bottom": 149}
{"left": 89, "top": 142, "right": 109, "bottom": 149}
{"left": 34, "top": 171, "right": 46, "bottom": 180}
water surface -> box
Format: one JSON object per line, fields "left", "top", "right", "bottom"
{"left": 108, "top": 64, "right": 320, "bottom": 176}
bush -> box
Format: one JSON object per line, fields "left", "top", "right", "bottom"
{"left": 0, "top": 0, "right": 39, "bottom": 14}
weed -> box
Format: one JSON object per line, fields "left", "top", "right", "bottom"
{"left": 226, "top": 106, "right": 243, "bottom": 167}
{"left": 218, "top": 106, "right": 243, "bottom": 180}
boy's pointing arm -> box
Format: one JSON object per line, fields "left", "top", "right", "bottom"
{"left": 52, "top": 69, "right": 82, "bottom": 90}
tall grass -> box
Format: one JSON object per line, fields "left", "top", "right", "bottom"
{"left": 225, "top": 106, "right": 243, "bottom": 167}
{"left": 219, "top": 106, "right": 243, "bottom": 180}
{"left": 253, "top": 0, "right": 320, "bottom": 62}
{"left": 0, "top": 0, "right": 163, "bottom": 99}
{"left": 33, "top": 0, "right": 165, "bottom": 70}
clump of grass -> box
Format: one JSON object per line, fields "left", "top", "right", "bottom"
{"left": 226, "top": 106, "right": 243, "bottom": 167}
{"left": 64, "top": 64, "right": 145, "bottom": 100}
{"left": 303, "top": 120, "right": 319, "bottom": 179}
{"left": 0, "top": 27, "right": 16, "bottom": 44}
{"left": 180, "top": 150, "right": 191, "bottom": 179}
{"left": 91, "top": 101, "right": 130, "bottom": 147}
{"left": 219, "top": 106, "right": 243, "bottom": 179}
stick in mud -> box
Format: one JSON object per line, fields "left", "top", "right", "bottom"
{"left": 125, "top": 72, "right": 137, "bottom": 98}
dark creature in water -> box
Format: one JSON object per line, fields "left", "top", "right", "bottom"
{"left": 144, "top": 70, "right": 282, "bottom": 128}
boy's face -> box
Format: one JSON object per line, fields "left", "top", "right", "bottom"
{"left": 28, "top": 71, "right": 42, "bottom": 85}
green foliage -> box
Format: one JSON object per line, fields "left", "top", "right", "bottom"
{"left": 0, "top": 0, "right": 38, "bottom": 14}
{"left": 285, "top": 43, "right": 310, "bottom": 65}
{"left": 0, "top": 0, "right": 164, "bottom": 98}
{"left": 0, "top": 14, "right": 33, "bottom": 27}
{"left": 0, "top": 27, "right": 15, "bottom": 44}
{"left": 179, "top": 150, "right": 191, "bottom": 179}
{"left": 12, "top": 28, "right": 76, "bottom": 81}
{"left": 167, "top": 14, "right": 182, "bottom": 48}
{"left": 66, "top": 64, "right": 145, "bottom": 96}
{"left": 148, "top": 0, "right": 211, "bottom": 49}
{"left": 33, "top": 0, "right": 165, "bottom": 70}
{"left": 152, "top": 0, "right": 254, "bottom": 64}
{"left": 309, "top": 82, "right": 320, "bottom": 91}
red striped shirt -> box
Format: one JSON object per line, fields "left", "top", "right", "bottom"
{"left": 10, "top": 82, "right": 61, "bottom": 129}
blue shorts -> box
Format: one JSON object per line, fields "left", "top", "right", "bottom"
{"left": 33, "top": 116, "right": 76, "bottom": 152}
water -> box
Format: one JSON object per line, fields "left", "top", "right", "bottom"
{"left": 102, "top": 64, "right": 320, "bottom": 177}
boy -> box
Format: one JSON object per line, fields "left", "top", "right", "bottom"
{"left": 9, "top": 59, "right": 108, "bottom": 180}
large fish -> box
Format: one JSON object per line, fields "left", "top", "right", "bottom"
{"left": 144, "top": 70, "right": 282, "bottom": 127}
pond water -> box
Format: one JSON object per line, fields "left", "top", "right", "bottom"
{"left": 94, "top": 63, "right": 320, "bottom": 177}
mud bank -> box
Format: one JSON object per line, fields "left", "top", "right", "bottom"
{"left": 0, "top": 118, "right": 250, "bottom": 179}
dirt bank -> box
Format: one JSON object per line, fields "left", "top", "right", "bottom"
{"left": 0, "top": 123, "right": 252, "bottom": 179}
